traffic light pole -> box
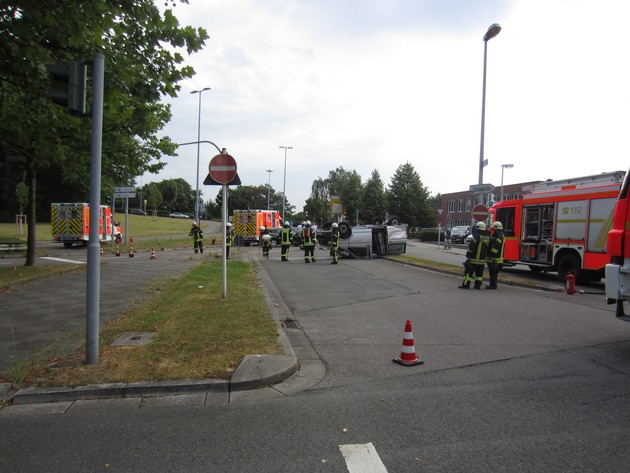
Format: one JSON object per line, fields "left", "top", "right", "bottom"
{"left": 86, "top": 53, "right": 105, "bottom": 365}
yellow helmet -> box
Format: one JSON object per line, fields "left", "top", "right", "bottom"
{"left": 490, "top": 221, "right": 503, "bottom": 230}
{"left": 475, "top": 221, "right": 487, "bottom": 231}
{"left": 259, "top": 225, "right": 266, "bottom": 231}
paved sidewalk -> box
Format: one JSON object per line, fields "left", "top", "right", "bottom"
{"left": 1, "top": 242, "right": 324, "bottom": 408}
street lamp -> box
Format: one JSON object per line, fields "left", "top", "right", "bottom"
{"left": 266, "top": 169, "right": 273, "bottom": 210}
{"left": 279, "top": 146, "right": 292, "bottom": 222}
{"left": 191, "top": 87, "right": 211, "bottom": 224}
{"left": 478, "top": 23, "right": 501, "bottom": 186}
{"left": 500, "top": 163, "right": 514, "bottom": 201}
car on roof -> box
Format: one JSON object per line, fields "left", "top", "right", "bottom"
{"left": 130, "top": 209, "right": 147, "bottom": 216}
{"left": 450, "top": 225, "right": 471, "bottom": 244}
{"left": 169, "top": 212, "right": 189, "bottom": 219}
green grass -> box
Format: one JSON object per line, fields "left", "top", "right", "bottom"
{"left": 3, "top": 261, "right": 282, "bottom": 387}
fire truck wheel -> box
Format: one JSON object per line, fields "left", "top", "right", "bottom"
{"left": 557, "top": 254, "right": 580, "bottom": 283}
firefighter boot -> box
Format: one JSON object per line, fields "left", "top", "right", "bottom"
{"left": 473, "top": 280, "right": 482, "bottom": 290}
{"left": 458, "top": 283, "right": 470, "bottom": 289}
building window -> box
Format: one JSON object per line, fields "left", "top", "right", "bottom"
{"left": 457, "top": 200, "right": 463, "bottom": 212}
{"left": 465, "top": 199, "right": 471, "bottom": 212}
{"left": 448, "top": 200, "right": 455, "bottom": 212}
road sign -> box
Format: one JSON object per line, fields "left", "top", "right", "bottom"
{"left": 471, "top": 204, "right": 489, "bottom": 222}
{"left": 115, "top": 186, "right": 136, "bottom": 198}
{"left": 209, "top": 153, "right": 237, "bottom": 184}
{"left": 469, "top": 184, "right": 495, "bottom": 194}
{"left": 436, "top": 208, "right": 444, "bottom": 216}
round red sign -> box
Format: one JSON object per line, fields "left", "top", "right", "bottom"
{"left": 471, "top": 204, "right": 489, "bottom": 222}
{"left": 209, "top": 154, "right": 237, "bottom": 184}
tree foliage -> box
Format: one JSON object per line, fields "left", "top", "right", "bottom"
{"left": 214, "top": 185, "right": 293, "bottom": 218}
{"left": 0, "top": 0, "right": 207, "bottom": 264}
{"left": 361, "top": 169, "right": 387, "bottom": 223}
{"left": 386, "top": 162, "right": 436, "bottom": 229}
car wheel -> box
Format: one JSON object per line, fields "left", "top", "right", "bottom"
{"left": 339, "top": 222, "right": 352, "bottom": 239}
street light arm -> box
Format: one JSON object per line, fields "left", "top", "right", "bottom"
{"left": 177, "top": 140, "right": 225, "bottom": 154}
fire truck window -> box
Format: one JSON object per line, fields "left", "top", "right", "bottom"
{"left": 496, "top": 207, "right": 515, "bottom": 237}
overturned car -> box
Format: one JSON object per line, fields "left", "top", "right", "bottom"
{"left": 316, "top": 220, "right": 408, "bottom": 259}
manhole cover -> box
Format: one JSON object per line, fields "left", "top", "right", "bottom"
{"left": 283, "top": 320, "right": 300, "bottom": 329}
{"left": 111, "top": 332, "right": 155, "bottom": 347}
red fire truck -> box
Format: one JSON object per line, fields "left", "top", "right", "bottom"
{"left": 490, "top": 171, "right": 625, "bottom": 284}
{"left": 605, "top": 169, "right": 630, "bottom": 319}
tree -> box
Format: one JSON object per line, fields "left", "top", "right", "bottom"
{"left": 216, "top": 185, "right": 294, "bottom": 218}
{"left": 386, "top": 162, "right": 436, "bottom": 229}
{"left": 0, "top": 1, "right": 207, "bottom": 264}
{"left": 143, "top": 182, "right": 163, "bottom": 212}
{"left": 361, "top": 169, "right": 387, "bottom": 224}
{"left": 158, "top": 178, "right": 194, "bottom": 212}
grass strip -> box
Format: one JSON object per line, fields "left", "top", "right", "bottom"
{"left": 4, "top": 260, "right": 282, "bottom": 387}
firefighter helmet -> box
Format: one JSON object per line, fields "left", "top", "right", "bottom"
{"left": 226, "top": 222, "right": 232, "bottom": 227}
{"left": 259, "top": 225, "right": 266, "bottom": 231}
{"left": 284, "top": 221, "right": 290, "bottom": 227}
{"left": 490, "top": 221, "right": 503, "bottom": 230}
{"left": 332, "top": 223, "right": 338, "bottom": 228}
{"left": 305, "top": 220, "right": 311, "bottom": 226}
{"left": 475, "top": 221, "right": 487, "bottom": 231}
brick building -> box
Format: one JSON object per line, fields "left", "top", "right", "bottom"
{"left": 438, "top": 180, "right": 540, "bottom": 228}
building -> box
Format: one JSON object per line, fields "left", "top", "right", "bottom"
{"left": 439, "top": 181, "right": 540, "bottom": 227}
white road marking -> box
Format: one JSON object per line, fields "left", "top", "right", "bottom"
{"left": 39, "top": 257, "right": 86, "bottom": 265}
{"left": 339, "top": 443, "right": 388, "bottom": 473}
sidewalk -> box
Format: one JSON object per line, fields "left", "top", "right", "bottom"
{"left": 0, "top": 243, "right": 325, "bottom": 407}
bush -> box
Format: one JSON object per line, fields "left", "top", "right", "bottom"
{"left": 419, "top": 227, "right": 446, "bottom": 242}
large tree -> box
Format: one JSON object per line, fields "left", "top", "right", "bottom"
{"left": 386, "top": 162, "right": 436, "bottom": 229}
{"left": 0, "top": 1, "right": 207, "bottom": 264}
{"left": 361, "top": 169, "right": 387, "bottom": 224}
{"left": 216, "top": 185, "right": 294, "bottom": 218}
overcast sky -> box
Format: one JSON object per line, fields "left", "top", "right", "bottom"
{"left": 147, "top": 0, "right": 630, "bottom": 211}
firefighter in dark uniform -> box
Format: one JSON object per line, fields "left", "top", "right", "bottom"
{"left": 225, "top": 222, "right": 233, "bottom": 259}
{"left": 459, "top": 221, "right": 489, "bottom": 289}
{"left": 330, "top": 222, "right": 340, "bottom": 264}
{"left": 189, "top": 222, "right": 204, "bottom": 254}
{"left": 302, "top": 220, "right": 316, "bottom": 263}
{"left": 280, "top": 221, "right": 292, "bottom": 261}
{"left": 486, "top": 221, "right": 505, "bottom": 289}
{"left": 260, "top": 225, "right": 271, "bottom": 258}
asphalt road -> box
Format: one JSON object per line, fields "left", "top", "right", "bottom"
{"left": 2, "top": 238, "right": 629, "bottom": 472}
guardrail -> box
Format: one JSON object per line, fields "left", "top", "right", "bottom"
{"left": 0, "top": 243, "right": 27, "bottom": 252}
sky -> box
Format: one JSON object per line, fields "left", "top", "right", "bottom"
{"left": 146, "top": 0, "right": 630, "bottom": 211}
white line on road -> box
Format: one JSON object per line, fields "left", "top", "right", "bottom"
{"left": 339, "top": 443, "right": 388, "bottom": 473}
{"left": 39, "top": 257, "right": 86, "bottom": 265}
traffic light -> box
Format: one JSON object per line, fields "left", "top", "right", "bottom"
{"left": 46, "top": 60, "right": 87, "bottom": 114}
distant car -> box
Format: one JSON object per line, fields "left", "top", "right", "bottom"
{"left": 465, "top": 234, "right": 473, "bottom": 245}
{"left": 130, "top": 209, "right": 147, "bottom": 216}
{"left": 450, "top": 226, "right": 471, "bottom": 244}
{"left": 169, "top": 212, "right": 189, "bottom": 219}
{"left": 266, "top": 227, "right": 282, "bottom": 247}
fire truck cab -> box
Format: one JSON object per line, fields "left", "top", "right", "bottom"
{"left": 490, "top": 171, "right": 625, "bottom": 284}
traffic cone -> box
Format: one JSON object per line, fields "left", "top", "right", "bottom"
{"left": 100, "top": 246, "right": 103, "bottom": 256}
{"left": 150, "top": 248, "right": 157, "bottom": 259}
{"left": 129, "top": 244, "right": 134, "bottom": 257}
{"left": 393, "top": 320, "right": 424, "bottom": 366}
{"left": 115, "top": 244, "right": 120, "bottom": 256}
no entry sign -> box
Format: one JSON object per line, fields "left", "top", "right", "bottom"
{"left": 209, "top": 153, "right": 237, "bottom": 184}
{"left": 471, "top": 204, "right": 489, "bottom": 222}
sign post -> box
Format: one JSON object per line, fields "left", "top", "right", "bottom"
{"left": 209, "top": 153, "right": 238, "bottom": 299}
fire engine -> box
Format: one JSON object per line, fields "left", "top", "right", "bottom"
{"left": 232, "top": 209, "right": 281, "bottom": 246}
{"left": 51, "top": 203, "right": 119, "bottom": 248}
{"left": 605, "top": 169, "right": 630, "bottom": 319}
{"left": 490, "top": 171, "right": 625, "bottom": 284}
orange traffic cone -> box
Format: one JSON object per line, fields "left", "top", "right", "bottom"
{"left": 393, "top": 320, "right": 424, "bottom": 366}
{"left": 129, "top": 244, "right": 134, "bottom": 257}
{"left": 150, "top": 248, "right": 157, "bottom": 259}
{"left": 115, "top": 245, "right": 120, "bottom": 256}
{"left": 100, "top": 246, "right": 103, "bottom": 256}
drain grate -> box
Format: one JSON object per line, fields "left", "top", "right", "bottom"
{"left": 111, "top": 332, "right": 155, "bottom": 347}
{"left": 282, "top": 320, "right": 300, "bottom": 329}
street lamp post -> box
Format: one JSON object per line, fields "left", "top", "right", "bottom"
{"left": 478, "top": 23, "right": 501, "bottom": 186}
{"left": 266, "top": 169, "right": 273, "bottom": 210}
{"left": 500, "top": 164, "right": 514, "bottom": 201}
{"left": 191, "top": 87, "right": 211, "bottom": 224}
{"left": 279, "top": 146, "right": 292, "bottom": 222}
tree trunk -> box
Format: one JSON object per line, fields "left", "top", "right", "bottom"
{"left": 25, "top": 162, "right": 37, "bottom": 266}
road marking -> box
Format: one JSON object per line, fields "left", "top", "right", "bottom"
{"left": 339, "top": 443, "right": 388, "bottom": 472}
{"left": 40, "top": 257, "right": 86, "bottom": 265}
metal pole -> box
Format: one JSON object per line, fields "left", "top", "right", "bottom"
{"left": 86, "top": 53, "right": 104, "bottom": 365}
{"left": 479, "top": 40, "right": 488, "bottom": 186}
{"left": 501, "top": 166, "right": 505, "bottom": 201}
{"left": 191, "top": 87, "right": 210, "bottom": 224}
{"left": 266, "top": 169, "right": 273, "bottom": 210}
{"left": 279, "top": 146, "right": 292, "bottom": 222}
{"left": 222, "top": 184, "right": 228, "bottom": 299}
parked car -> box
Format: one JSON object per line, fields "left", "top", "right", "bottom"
{"left": 450, "top": 225, "right": 471, "bottom": 244}
{"left": 130, "top": 209, "right": 147, "bottom": 216}
{"left": 169, "top": 212, "right": 189, "bottom": 219}
{"left": 266, "top": 227, "right": 282, "bottom": 247}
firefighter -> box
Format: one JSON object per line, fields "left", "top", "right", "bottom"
{"left": 225, "top": 222, "right": 233, "bottom": 259}
{"left": 260, "top": 225, "right": 271, "bottom": 258}
{"left": 302, "top": 220, "right": 316, "bottom": 263}
{"left": 486, "top": 221, "right": 505, "bottom": 289}
{"left": 330, "top": 222, "right": 340, "bottom": 264}
{"left": 280, "top": 221, "right": 292, "bottom": 261}
{"left": 189, "top": 222, "right": 204, "bottom": 254}
{"left": 459, "top": 221, "right": 489, "bottom": 289}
